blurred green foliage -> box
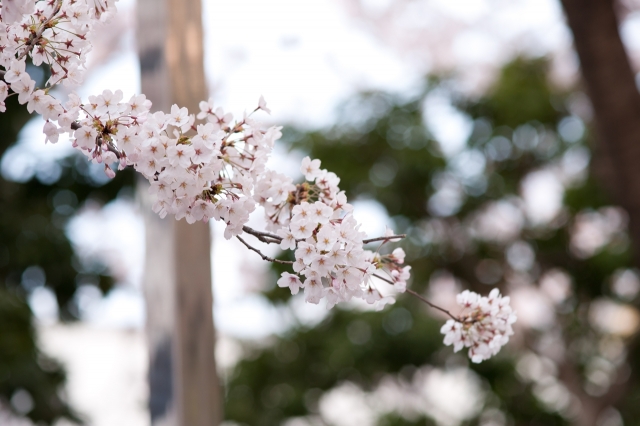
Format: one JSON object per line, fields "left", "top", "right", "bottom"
{"left": 223, "top": 58, "right": 637, "bottom": 425}
{"left": 0, "top": 66, "right": 133, "bottom": 423}
{"left": 0, "top": 289, "right": 80, "bottom": 423}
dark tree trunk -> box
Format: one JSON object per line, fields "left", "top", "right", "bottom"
{"left": 560, "top": 0, "right": 640, "bottom": 264}
{"left": 558, "top": 1, "right": 639, "bottom": 425}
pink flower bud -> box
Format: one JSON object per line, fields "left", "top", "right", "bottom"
{"left": 104, "top": 165, "right": 116, "bottom": 179}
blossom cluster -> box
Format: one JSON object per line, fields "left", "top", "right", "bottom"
{"left": 270, "top": 157, "right": 412, "bottom": 309}
{"left": 440, "top": 289, "right": 517, "bottom": 363}
{"left": 138, "top": 100, "right": 282, "bottom": 238}
{"left": 0, "top": 0, "right": 115, "bottom": 108}
{"left": 0, "top": 0, "right": 516, "bottom": 362}
{"left": 70, "top": 91, "right": 281, "bottom": 239}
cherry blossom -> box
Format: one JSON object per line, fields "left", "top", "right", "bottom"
{"left": 0, "top": 0, "right": 517, "bottom": 363}
{"left": 440, "top": 289, "right": 517, "bottom": 363}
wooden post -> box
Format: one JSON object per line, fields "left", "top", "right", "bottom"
{"left": 137, "top": 0, "right": 223, "bottom": 425}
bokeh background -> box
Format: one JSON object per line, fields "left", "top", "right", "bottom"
{"left": 3, "top": 0, "right": 640, "bottom": 425}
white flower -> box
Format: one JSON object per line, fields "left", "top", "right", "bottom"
{"left": 74, "top": 126, "right": 97, "bottom": 150}
{"left": 304, "top": 277, "right": 323, "bottom": 304}
{"left": 0, "top": 81, "right": 8, "bottom": 102}
{"left": 258, "top": 95, "right": 271, "bottom": 114}
{"left": 316, "top": 169, "right": 340, "bottom": 190}
{"left": 40, "top": 97, "right": 63, "bottom": 121}
{"left": 277, "top": 272, "right": 302, "bottom": 295}
{"left": 309, "top": 201, "right": 333, "bottom": 225}
{"left": 364, "top": 287, "right": 382, "bottom": 304}
{"left": 315, "top": 226, "right": 337, "bottom": 251}
{"left": 90, "top": 89, "right": 123, "bottom": 116}
{"left": 27, "top": 90, "right": 47, "bottom": 114}
{"left": 440, "top": 320, "right": 464, "bottom": 352}
{"left": 168, "top": 104, "right": 190, "bottom": 130}
{"left": 166, "top": 144, "right": 194, "bottom": 168}
{"left": 197, "top": 98, "right": 215, "bottom": 119}
{"left": 375, "top": 296, "right": 396, "bottom": 311}
{"left": 117, "top": 126, "right": 141, "bottom": 156}
{"left": 310, "top": 254, "right": 334, "bottom": 276}
{"left": 63, "top": 64, "right": 85, "bottom": 88}
{"left": 191, "top": 137, "right": 214, "bottom": 164}
{"left": 456, "top": 290, "right": 479, "bottom": 309}
{"left": 391, "top": 265, "right": 410, "bottom": 293}
{"left": 295, "top": 242, "right": 316, "bottom": 265}
{"left": 300, "top": 156, "right": 322, "bottom": 181}
{"left": 441, "top": 288, "right": 517, "bottom": 363}
{"left": 391, "top": 247, "right": 405, "bottom": 264}
{"left": 276, "top": 228, "right": 297, "bottom": 250}
{"left": 4, "top": 59, "right": 27, "bottom": 84}
{"left": 2, "top": 0, "right": 35, "bottom": 24}
{"left": 128, "top": 94, "right": 151, "bottom": 116}
{"left": 325, "top": 287, "right": 340, "bottom": 310}
{"left": 292, "top": 201, "right": 312, "bottom": 221}
{"left": 209, "top": 107, "right": 233, "bottom": 128}
{"left": 43, "top": 121, "right": 60, "bottom": 144}
{"left": 12, "top": 73, "right": 35, "bottom": 104}
{"left": 290, "top": 219, "right": 315, "bottom": 240}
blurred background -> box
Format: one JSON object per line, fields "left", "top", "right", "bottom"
{"left": 3, "top": 0, "right": 640, "bottom": 425}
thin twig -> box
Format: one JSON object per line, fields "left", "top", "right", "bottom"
{"left": 405, "top": 289, "right": 460, "bottom": 322}
{"left": 372, "top": 273, "right": 459, "bottom": 321}
{"left": 363, "top": 234, "right": 406, "bottom": 244}
{"left": 236, "top": 235, "right": 294, "bottom": 265}
{"left": 18, "top": 1, "right": 63, "bottom": 61}
{"left": 242, "top": 225, "right": 282, "bottom": 244}
{"left": 372, "top": 272, "right": 395, "bottom": 286}
{"left": 104, "top": 140, "right": 122, "bottom": 159}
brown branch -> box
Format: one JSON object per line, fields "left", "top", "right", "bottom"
{"left": 95, "top": 135, "right": 122, "bottom": 159}
{"left": 17, "top": 1, "right": 63, "bottom": 61}
{"left": 372, "top": 272, "right": 398, "bottom": 286}
{"left": 363, "top": 234, "right": 406, "bottom": 244}
{"left": 374, "top": 271, "right": 460, "bottom": 321}
{"left": 236, "top": 235, "right": 294, "bottom": 265}
{"left": 405, "top": 288, "right": 460, "bottom": 322}
{"left": 242, "top": 225, "right": 282, "bottom": 244}
{"left": 104, "top": 140, "right": 122, "bottom": 159}
{"left": 241, "top": 225, "right": 407, "bottom": 246}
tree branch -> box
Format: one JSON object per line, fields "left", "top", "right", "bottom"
{"left": 405, "top": 288, "right": 460, "bottom": 322}
{"left": 373, "top": 271, "right": 460, "bottom": 321}
{"left": 363, "top": 234, "right": 406, "bottom": 244}
{"left": 241, "top": 225, "right": 407, "bottom": 246}
{"left": 103, "top": 139, "right": 123, "bottom": 159}
{"left": 242, "top": 226, "right": 282, "bottom": 244}
{"left": 236, "top": 235, "right": 294, "bottom": 264}
{"left": 17, "top": 1, "right": 63, "bottom": 61}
